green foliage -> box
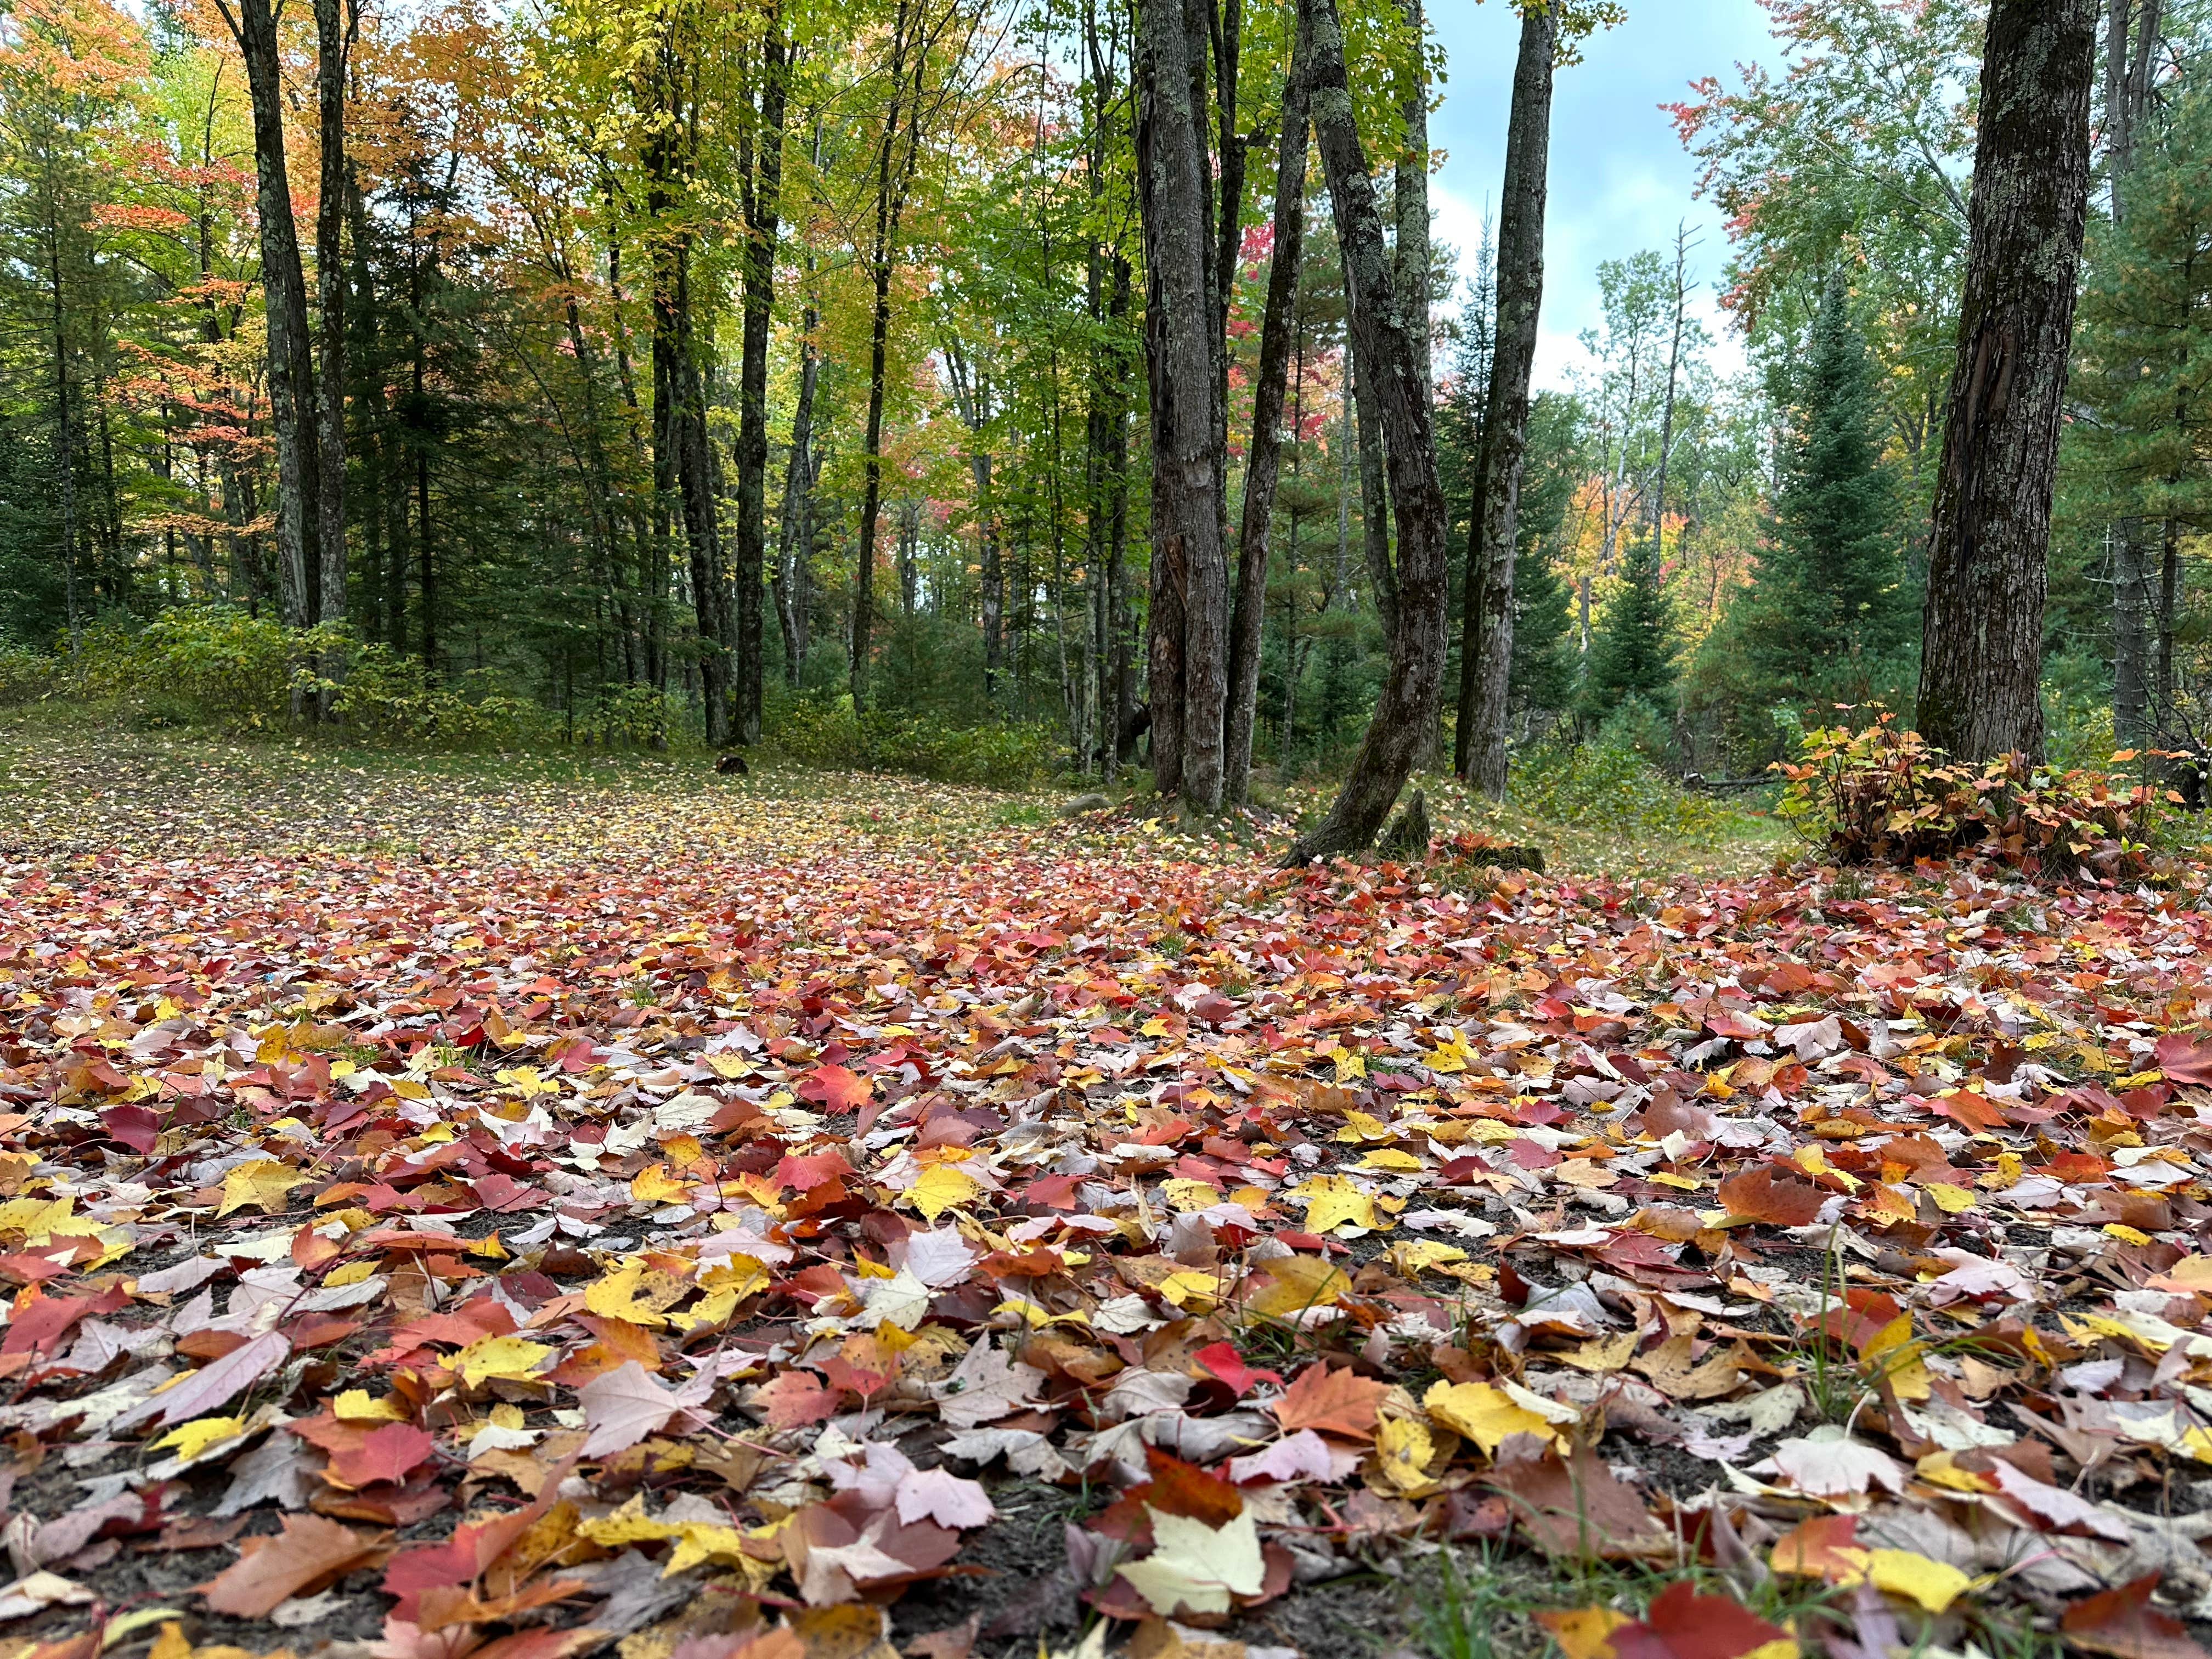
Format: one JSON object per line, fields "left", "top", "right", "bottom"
{"left": 1508, "top": 395, "right": 1582, "bottom": 719}
{"left": 1510, "top": 731, "right": 1724, "bottom": 838}
{"left": 1694, "top": 279, "right": 1913, "bottom": 762}
{"left": 54, "top": 607, "right": 693, "bottom": 750}
{"left": 1582, "top": 532, "right": 1677, "bottom": 721}
{"left": 1776, "top": 714, "right": 2170, "bottom": 879}
{"left": 72, "top": 608, "right": 346, "bottom": 726}
{"left": 0, "top": 644, "right": 52, "bottom": 706}
{"left": 766, "top": 696, "right": 1053, "bottom": 790}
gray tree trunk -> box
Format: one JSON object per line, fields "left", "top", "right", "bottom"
{"left": 1457, "top": 3, "right": 1556, "bottom": 793}
{"left": 736, "top": 21, "right": 789, "bottom": 742}
{"left": 226, "top": 0, "right": 320, "bottom": 631}
{"left": 1138, "top": 0, "right": 1230, "bottom": 812}
{"left": 1350, "top": 338, "right": 1396, "bottom": 636}
{"left": 1284, "top": 0, "right": 1451, "bottom": 864}
{"left": 312, "top": 0, "right": 348, "bottom": 638}
{"left": 1916, "top": 0, "right": 2096, "bottom": 761}
{"left": 1224, "top": 16, "right": 1310, "bottom": 805}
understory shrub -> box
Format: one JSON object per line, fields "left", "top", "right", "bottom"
{"left": 59, "top": 608, "right": 689, "bottom": 749}
{"left": 1509, "top": 732, "right": 1726, "bottom": 837}
{"left": 769, "top": 697, "right": 1053, "bottom": 789}
{"left": 0, "top": 645, "right": 53, "bottom": 705}
{"left": 1775, "top": 714, "right": 2169, "bottom": 878}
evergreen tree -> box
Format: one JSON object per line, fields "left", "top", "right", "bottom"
{"left": 1583, "top": 529, "right": 1677, "bottom": 719}
{"left": 1741, "top": 276, "right": 1907, "bottom": 691}
{"left": 1508, "top": 393, "right": 1580, "bottom": 717}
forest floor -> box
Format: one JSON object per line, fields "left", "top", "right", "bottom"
{"left": 3, "top": 725, "right": 2211, "bottom": 1659}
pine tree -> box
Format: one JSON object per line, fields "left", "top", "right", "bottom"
{"left": 1507, "top": 393, "right": 1580, "bottom": 718}
{"left": 1736, "top": 276, "right": 1908, "bottom": 697}
{"left": 1582, "top": 529, "right": 1676, "bottom": 720}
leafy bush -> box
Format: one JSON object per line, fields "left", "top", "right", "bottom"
{"left": 0, "top": 645, "right": 53, "bottom": 706}
{"left": 60, "top": 608, "right": 690, "bottom": 751}
{"left": 1775, "top": 714, "right": 2169, "bottom": 878}
{"left": 72, "top": 608, "right": 345, "bottom": 726}
{"left": 769, "top": 697, "right": 1053, "bottom": 789}
{"left": 333, "top": 647, "right": 558, "bottom": 748}
{"left": 1510, "top": 733, "right": 1727, "bottom": 837}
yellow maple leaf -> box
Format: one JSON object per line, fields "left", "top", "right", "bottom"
{"left": 334, "top": 1389, "right": 408, "bottom": 1422}
{"left": 1358, "top": 1148, "right": 1424, "bottom": 1172}
{"left": 1160, "top": 1178, "right": 1222, "bottom": 1212}
{"left": 1922, "top": 1182, "right": 1977, "bottom": 1215}
{"left": 630, "top": 1163, "right": 692, "bottom": 1206}
{"left": 217, "top": 1160, "right": 304, "bottom": 1218}
{"left": 1158, "top": 1271, "right": 1221, "bottom": 1310}
{"left": 454, "top": 1335, "right": 555, "bottom": 1387}
{"left": 1866, "top": 1549, "right": 1971, "bottom": 1613}
{"left": 1423, "top": 1381, "right": 1564, "bottom": 1454}
{"left": 1375, "top": 1416, "right": 1437, "bottom": 1494}
{"left": 153, "top": 1416, "right": 247, "bottom": 1462}
{"left": 1330, "top": 1044, "right": 1367, "bottom": 1082}
{"left": 1538, "top": 1607, "right": 1633, "bottom": 1659}
{"left": 1245, "top": 1255, "right": 1350, "bottom": 1317}
{"left": 1861, "top": 1314, "right": 1932, "bottom": 1401}
{"left": 1295, "top": 1175, "right": 1379, "bottom": 1234}
{"left": 909, "top": 1165, "right": 981, "bottom": 1222}
{"left": 585, "top": 1261, "right": 670, "bottom": 1329}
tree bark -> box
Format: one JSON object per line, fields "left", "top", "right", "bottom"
{"left": 1457, "top": 2, "right": 1556, "bottom": 794}
{"left": 1915, "top": 0, "right": 2096, "bottom": 761}
{"left": 1224, "top": 16, "right": 1308, "bottom": 805}
{"left": 223, "top": 0, "right": 321, "bottom": 631}
{"left": 1350, "top": 338, "right": 1396, "bottom": 635}
{"left": 776, "top": 285, "right": 818, "bottom": 689}
{"left": 853, "top": 0, "right": 926, "bottom": 713}
{"left": 312, "top": 0, "right": 349, "bottom": 635}
{"left": 1393, "top": 0, "right": 1430, "bottom": 393}
{"left": 735, "top": 21, "right": 789, "bottom": 742}
{"left": 1284, "top": 0, "right": 1450, "bottom": 864}
{"left": 1138, "top": 0, "right": 1230, "bottom": 812}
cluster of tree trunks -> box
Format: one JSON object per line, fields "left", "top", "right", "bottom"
{"left": 1138, "top": 0, "right": 1444, "bottom": 847}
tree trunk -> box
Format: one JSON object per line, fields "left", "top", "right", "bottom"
{"left": 1284, "top": 0, "right": 1451, "bottom": 863}
{"left": 1393, "top": 0, "right": 1430, "bottom": 394}
{"left": 854, "top": 0, "right": 924, "bottom": 712}
{"left": 1457, "top": 2, "right": 1556, "bottom": 793}
{"left": 46, "top": 204, "right": 80, "bottom": 651}
{"left": 1224, "top": 17, "right": 1309, "bottom": 804}
{"left": 1916, "top": 0, "right": 2096, "bottom": 761}
{"left": 1138, "top": 0, "right": 1230, "bottom": 812}
{"left": 2114, "top": 522, "right": 2151, "bottom": 743}
{"left": 2106, "top": 0, "right": 2162, "bottom": 748}
{"left": 225, "top": 0, "right": 321, "bottom": 632}
{"left": 735, "top": 20, "right": 789, "bottom": 743}
{"left": 776, "top": 285, "right": 818, "bottom": 689}
{"left": 1350, "top": 338, "right": 1396, "bottom": 634}
{"left": 313, "top": 0, "right": 348, "bottom": 636}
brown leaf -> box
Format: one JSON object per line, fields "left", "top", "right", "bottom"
{"left": 1484, "top": 1446, "right": 1671, "bottom": 1560}
{"left": 1269, "top": 1363, "right": 1387, "bottom": 1441}
{"left": 2064, "top": 1575, "right": 2211, "bottom": 1659}
{"left": 199, "top": 1514, "right": 391, "bottom": 1618}
{"left": 1715, "top": 1166, "right": 1826, "bottom": 1227}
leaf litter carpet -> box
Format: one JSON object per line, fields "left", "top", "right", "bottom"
{"left": 5, "top": 741, "right": 2212, "bottom": 1659}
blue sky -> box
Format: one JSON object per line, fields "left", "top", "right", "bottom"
{"left": 1426, "top": 0, "right": 1787, "bottom": 389}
